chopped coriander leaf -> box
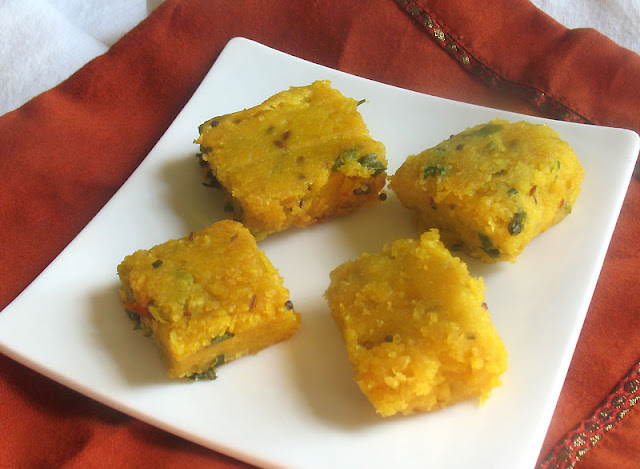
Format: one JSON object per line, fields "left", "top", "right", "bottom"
{"left": 210, "top": 332, "right": 235, "bottom": 346}
{"left": 423, "top": 163, "right": 450, "bottom": 178}
{"left": 357, "top": 153, "right": 386, "bottom": 176}
{"left": 333, "top": 149, "right": 386, "bottom": 176}
{"left": 332, "top": 148, "right": 358, "bottom": 171}
{"left": 186, "top": 367, "right": 217, "bottom": 381}
{"left": 186, "top": 354, "right": 226, "bottom": 381}
{"left": 508, "top": 210, "right": 527, "bottom": 235}
{"left": 125, "top": 308, "right": 142, "bottom": 330}
{"left": 478, "top": 233, "right": 500, "bottom": 258}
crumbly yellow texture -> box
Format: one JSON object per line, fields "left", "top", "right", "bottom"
{"left": 390, "top": 119, "right": 584, "bottom": 262}
{"left": 324, "top": 229, "right": 508, "bottom": 417}
{"left": 117, "top": 220, "right": 300, "bottom": 379}
{"left": 195, "top": 80, "right": 387, "bottom": 240}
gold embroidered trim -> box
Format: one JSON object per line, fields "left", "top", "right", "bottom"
{"left": 538, "top": 362, "right": 640, "bottom": 468}
{"left": 393, "top": 0, "right": 591, "bottom": 124}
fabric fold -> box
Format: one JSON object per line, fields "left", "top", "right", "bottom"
{"left": 0, "top": 0, "right": 108, "bottom": 115}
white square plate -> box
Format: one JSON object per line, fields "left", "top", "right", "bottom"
{"left": 1, "top": 37, "right": 638, "bottom": 469}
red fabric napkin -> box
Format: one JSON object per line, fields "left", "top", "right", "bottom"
{"left": 1, "top": 0, "right": 639, "bottom": 467}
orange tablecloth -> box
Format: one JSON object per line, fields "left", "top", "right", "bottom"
{"left": 1, "top": 0, "right": 639, "bottom": 467}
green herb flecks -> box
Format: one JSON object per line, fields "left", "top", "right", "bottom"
{"left": 507, "top": 187, "right": 519, "bottom": 195}
{"left": 186, "top": 354, "right": 226, "bottom": 381}
{"left": 125, "top": 308, "right": 152, "bottom": 336}
{"left": 478, "top": 233, "right": 500, "bottom": 259}
{"left": 210, "top": 332, "right": 235, "bottom": 346}
{"left": 423, "top": 163, "right": 451, "bottom": 179}
{"left": 357, "top": 153, "right": 385, "bottom": 176}
{"left": 332, "top": 149, "right": 358, "bottom": 171}
{"left": 125, "top": 308, "right": 142, "bottom": 330}
{"left": 357, "top": 98, "right": 367, "bottom": 106}
{"left": 333, "top": 149, "right": 386, "bottom": 176}
{"left": 186, "top": 367, "right": 217, "bottom": 381}
{"left": 508, "top": 210, "right": 527, "bottom": 235}
{"left": 464, "top": 123, "right": 503, "bottom": 138}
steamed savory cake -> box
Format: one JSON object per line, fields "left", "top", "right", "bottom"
{"left": 117, "top": 220, "right": 300, "bottom": 379}
{"left": 195, "top": 80, "right": 387, "bottom": 240}
{"left": 390, "top": 119, "right": 584, "bottom": 262}
{"left": 324, "top": 229, "right": 508, "bottom": 417}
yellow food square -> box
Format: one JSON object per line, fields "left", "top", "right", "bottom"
{"left": 325, "top": 230, "right": 508, "bottom": 417}
{"left": 390, "top": 119, "right": 584, "bottom": 262}
{"left": 195, "top": 80, "right": 387, "bottom": 239}
{"left": 117, "top": 220, "right": 300, "bottom": 379}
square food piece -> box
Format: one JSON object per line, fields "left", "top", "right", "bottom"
{"left": 390, "top": 119, "right": 584, "bottom": 262}
{"left": 324, "top": 229, "right": 508, "bottom": 417}
{"left": 117, "top": 220, "right": 300, "bottom": 379}
{"left": 195, "top": 80, "right": 387, "bottom": 240}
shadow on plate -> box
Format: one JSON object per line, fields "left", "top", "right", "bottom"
{"left": 287, "top": 302, "right": 382, "bottom": 429}
{"left": 90, "top": 281, "right": 170, "bottom": 387}
{"left": 330, "top": 191, "right": 419, "bottom": 257}
{"left": 157, "top": 150, "right": 227, "bottom": 235}
{"left": 332, "top": 190, "right": 506, "bottom": 282}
